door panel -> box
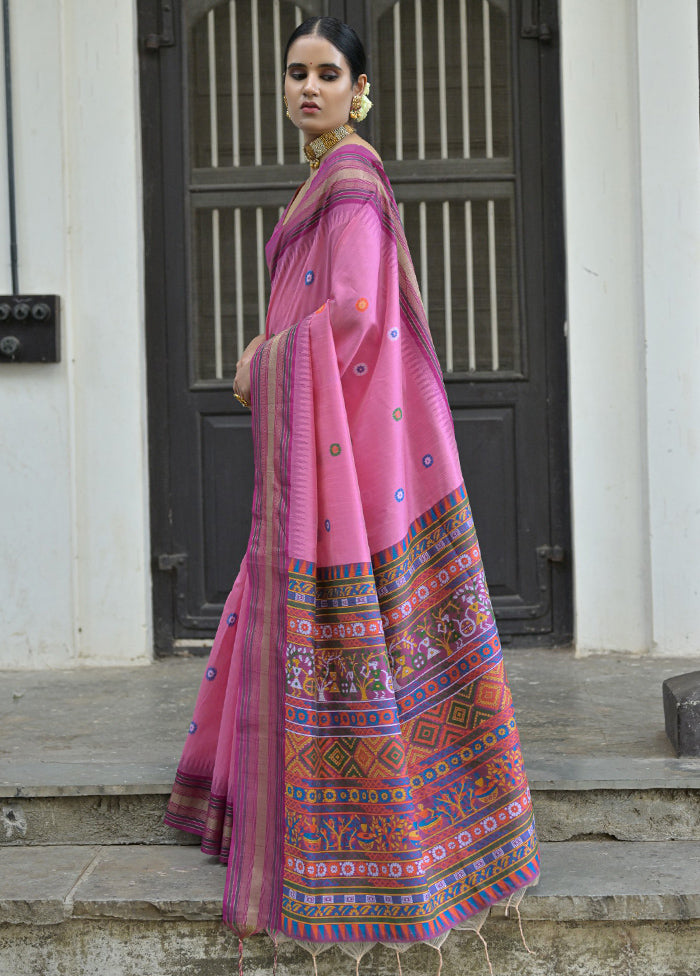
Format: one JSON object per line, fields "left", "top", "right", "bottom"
{"left": 201, "top": 412, "right": 255, "bottom": 601}
{"left": 138, "top": 0, "right": 570, "bottom": 650}
{"left": 452, "top": 405, "right": 518, "bottom": 589}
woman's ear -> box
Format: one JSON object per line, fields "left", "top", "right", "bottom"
{"left": 353, "top": 73, "right": 368, "bottom": 98}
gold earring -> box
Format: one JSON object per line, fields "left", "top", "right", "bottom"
{"left": 349, "top": 93, "right": 362, "bottom": 120}
{"left": 284, "top": 94, "right": 291, "bottom": 119}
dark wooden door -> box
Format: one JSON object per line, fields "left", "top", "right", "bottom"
{"left": 139, "top": 0, "right": 570, "bottom": 653}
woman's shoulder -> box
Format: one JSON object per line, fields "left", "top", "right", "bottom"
{"left": 341, "top": 134, "right": 382, "bottom": 164}
{"left": 320, "top": 138, "right": 389, "bottom": 197}
{"left": 324, "top": 135, "right": 383, "bottom": 169}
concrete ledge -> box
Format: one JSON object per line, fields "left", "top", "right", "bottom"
{"left": 3, "top": 754, "right": 700, "bottom": 799}
{"left": 524, "top": 756, "right": 700, "bottom": 791}
{"left": 1, "top": 795, "right": 199, "bottom": 846}
{"left": 0, "top": 917, "right": 698, "bottom": 976}
{"left": 518, "top": 841, "right": 700, "bottom": 921}
{"left": 532, "top": 788, "right": 700, "bottom": 842}
{"left": 0, "top": 769, "right": 177, "bottom": 799}
{"left": 0, "top": 845, "right": 101, "bottom": 924}
{"left": 1, "top": 842, "right": 699, "bottom": 927}
{"left": 3, "top": 788, "right": 700, "bottom": 847}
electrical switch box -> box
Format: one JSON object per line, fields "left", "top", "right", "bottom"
{"left": 0, "top": 295, "right": 60, "bottom": 363}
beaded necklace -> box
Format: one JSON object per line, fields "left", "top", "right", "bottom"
{"left": 303, "top": 123, "right": 355, "bottom": 169}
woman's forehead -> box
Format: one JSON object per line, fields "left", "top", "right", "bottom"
{"left": 286, "top": 35, "right": 347, "bottom": 69}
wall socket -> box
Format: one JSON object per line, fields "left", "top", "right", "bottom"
{"left": 0, "top": 295, "right": 60, "bottom": 363}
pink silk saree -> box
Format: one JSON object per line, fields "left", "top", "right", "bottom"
{"left": 164, "top": 145, "right": 540, "bottom": 947}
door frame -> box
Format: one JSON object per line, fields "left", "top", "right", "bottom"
{"left": 138, "top": 0, "right": 571, "bottom": 653}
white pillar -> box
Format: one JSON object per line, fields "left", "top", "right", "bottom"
{"left": 560, "top": 0, "right": 652, "bottom": 653}
{"left": 61, "top": 0, "right": 152, "bottom": 664}
{"left": 636, "top": 0, "right": 700, "bottom": 655}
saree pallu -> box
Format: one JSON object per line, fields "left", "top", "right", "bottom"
{"left": 164, "top": 145, "right": 540, "bottom": 948}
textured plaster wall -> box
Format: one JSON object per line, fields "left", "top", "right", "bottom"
{"left": 636, "top": 0, "right": 700, "bottom": 654}
{"left": 560, "top": 0, "right": 700, "bottom": 654}
{"left": 0, "top": 1, "right": 75, "bottom": 666}
{"left": 0, "top": 0, "right": 151, "bottom": 667}
{"left": 560, "top": 0, "right": 650, "bottom": 653}
{"left": 2, "top": 918, "right": 700, "bottom": 976}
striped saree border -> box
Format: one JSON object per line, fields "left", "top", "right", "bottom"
{"left": 221, "top": 324, "right": 300, "bottom": 936}
{"left": 164, "top": 769, "right": 233, "bottom": 860}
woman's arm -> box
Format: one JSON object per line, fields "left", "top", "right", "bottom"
{"left": 233, "top": 334, "right": 265, "bottom": 404}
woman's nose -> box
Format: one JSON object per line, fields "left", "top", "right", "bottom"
{"left": 303, "top": 76, "right": 319, "bottom": 95}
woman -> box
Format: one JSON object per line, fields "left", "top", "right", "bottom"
{"left": 165, "top": 16, "right": 539, "bottom": 969}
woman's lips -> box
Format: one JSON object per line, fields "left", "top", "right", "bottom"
{"left": 302, "top": 104, "right": 320, "bottom": 113}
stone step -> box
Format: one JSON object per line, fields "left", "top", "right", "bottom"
{"left": 1, "top": 842, "right": 699, "bottom": 976}
{"left": 3, "top": 650, "right": 700, "bottom": 847}
{"left": 2, "top": 782, "right": 700, "bottom": 847}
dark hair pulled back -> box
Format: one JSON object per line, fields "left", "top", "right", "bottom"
{"left": 283, "top": 17, "right": 366, "bottom": 84}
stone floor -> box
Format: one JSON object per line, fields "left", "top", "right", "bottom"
{"left": 2, "top": 648, "right": 700, "bottom": 976}
{"left": 1, "top": 647, "right": 699, "bottom": 797}
{"left": 3, "top": 840, "right": 699, "bottom": 926}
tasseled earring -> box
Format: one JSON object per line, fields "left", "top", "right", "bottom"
{"left": 283, "top": 94, "right": 291, "bottom": 119}
{"left": 349, "top": 92, "right": 362, "bottom": 120}
{"left": 349, "top": 83, "right": 372, "bottom": 122}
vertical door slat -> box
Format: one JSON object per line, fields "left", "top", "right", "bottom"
{"left": 229, "top": 2, "right": 240, "bottom": 166}
{"left": 443, "top": 201, "right": 453, "bottom": 372}
{"left": 437, "top": 0, "right": 448, "bottom": 160}
{"left": 251, "top": 0, "right": 262, "bottom": 166}
{"left": 234, "top": 207, "right": 244, "bottom": 359}
{"left": 394, "top": 3, "right": 403, "bottom": 160}
{"left": 419, "top": 202, "right": 429, "bottom": 318}
{"left": 207, "top": 12, "right": 218, "bottom": 166}
{"left": 212, "top": 209, "right": 223, "bottom": 378}
{"left": 208, "top": 12, "right": 222, "bottom": 378}
{"left": 460, "top": 0, "right": 471, "bottom": 157}
{"left": 465, "top": 201, "right": 476, "bottom": 370}
{"left": 256, "top": 207, "right": 265, "bottom": 333}
{"left": 273, "top": 0, "right": 284, "bottom": 164}
{"left": 487, "top": 199, "right": 499, "bottom": 370}
{"left": 415, "top": 0, "right": 425, "bottom": 159}
{"left": 483, "top": 0, "right": 494, "bottom": 158}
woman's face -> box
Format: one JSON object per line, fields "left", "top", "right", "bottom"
{"left": 284, "top": 34, "right": 366, "bottom": 142}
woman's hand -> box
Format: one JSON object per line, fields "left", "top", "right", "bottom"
{"left": 233, "top": 334, "right": 265, "bottom": 406}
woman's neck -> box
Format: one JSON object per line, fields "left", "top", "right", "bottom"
{"left": 302, "top": 123, "right": 355, "bottom": 170}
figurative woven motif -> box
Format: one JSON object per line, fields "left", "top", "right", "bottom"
{"left": 282, "top": 485, "right": 539, "bottom": 942}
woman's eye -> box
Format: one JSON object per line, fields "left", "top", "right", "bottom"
{"left": 289, "top": 71, "right": 306, "bottom": 80}
{"left": 321, "top": 74, "right": 338, "bottom": 81}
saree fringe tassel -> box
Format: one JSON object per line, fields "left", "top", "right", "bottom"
{"left": 475, "top": 930, "right": 494, "bottom": 976}
{"left": 272, "top": 934, "right": 279, "bottom": 975}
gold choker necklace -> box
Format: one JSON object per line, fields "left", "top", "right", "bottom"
{"left": 303, "top": 124, "right": 355, "bottom": 169}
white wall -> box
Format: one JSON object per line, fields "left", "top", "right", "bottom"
{"left": 0, "top": 0, "right": 151, "bottom": 667}
{"left": 0, "top": 1, "right": 697, "bottom": 667}
{"left": 0, "top": 2, "right": 74, "bottom": 667}
{"left": 561, "top": 0, "right": 700, "bottom": 655}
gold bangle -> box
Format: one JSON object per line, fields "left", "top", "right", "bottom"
{"left": 233, "top": 391, "right": 250, "bottom": 408}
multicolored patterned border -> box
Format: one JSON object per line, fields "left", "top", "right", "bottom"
{"left": 281, "top": 485, "right": 539, "bottom": 942}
